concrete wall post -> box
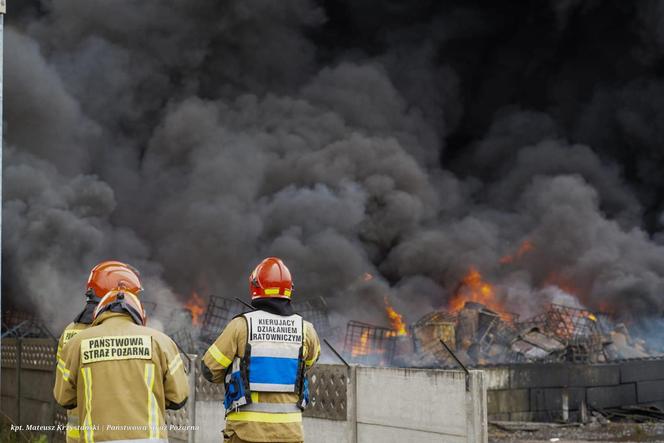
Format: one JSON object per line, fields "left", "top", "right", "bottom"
{"left": 347, "top": 365, "right": 358, "bottom": 443}
{"left": 187, "top": 355, "right": 198, "bottom": 443}
{"left": 466, "top": 370, "right": 488, "bottom": 443}
{"left": 16, "top": 338, "right": 21, "bottom": 425}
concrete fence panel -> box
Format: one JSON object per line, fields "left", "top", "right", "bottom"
{"left": 1, "top": 340, "right": 489, "bottom": 443}
{"left": 354, "top": 367, "right": 487, "bottom": 443}
{"left": 484, "top": 358, "right": 664, "bottom": 422}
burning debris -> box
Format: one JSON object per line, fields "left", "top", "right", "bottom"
{"left": 184, "top": 292, "right": 206, "bottom": 326}
{"left": 411, "top": 311, "right": 456, "bottom": 366}
{"left": 198, "top": 295, "right": 245, "bottom": 344}
{"left": 384, "top": 297, "right": 408, "bottom": 336}
{"left": 164, "top": 293, "right": 335, "bottom": 354}
{"left": 449, "top": 268, "right": 507, "bottom": 315}
{"left": 343, "top": 267, "right": 662, "bottom": 367}
{"left": 510, "top": 328, "right": 566, "bottom": 362}
{"left": 337, "top": 242, "right": 664, "bottom": 369}
{"left": 516, "top": 304, "right": 606, "bottom": 363}
{"left": 343, "top": 321, "right": 398, "bottom": 366}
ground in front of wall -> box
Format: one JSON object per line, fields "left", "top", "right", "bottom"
{"left": 489, "top": 422, "right": 664, "bottom": 443}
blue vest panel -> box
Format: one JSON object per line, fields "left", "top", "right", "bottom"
{"left": 249, "top": 356, "right": 299, "bottom": 385}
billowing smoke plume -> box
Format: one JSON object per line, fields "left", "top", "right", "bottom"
{"left": 4, "top": 1, "right": 664, "bottom": 333}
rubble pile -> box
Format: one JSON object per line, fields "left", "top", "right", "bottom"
{"left": 343, "top": 301, "right": 659, "bottom": 367}
{"left": 344, "top": 320, "right": 398, "bottom": 366}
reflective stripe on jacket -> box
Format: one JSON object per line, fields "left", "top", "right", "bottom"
{"left": 202, "top": 312, "right": 320, "bottom": 442}
{"left": 53, "top": 312, "right": 189, "bottom": 442}
{"left": 58, "top": 322, "right": 90, "bottom": 443}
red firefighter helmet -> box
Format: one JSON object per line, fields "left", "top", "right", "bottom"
{"left": 86, "top": 260, "right": 142, "bottom": 299}
{"left": 93, "top": 290, "right": 146, "bottom": 325}
{"left": 249, "top": 257, "right": 293, "bottom": 299}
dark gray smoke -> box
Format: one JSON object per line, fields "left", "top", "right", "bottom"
{"left": 4, "top": 1, "right": 664, "bottom": 334}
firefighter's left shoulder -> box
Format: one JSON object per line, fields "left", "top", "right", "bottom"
{"left": 59, "top": 325, "right": 89, "bottom": 355}
{"left": 303, "top": 320, "right": 320, "bottom": 343}
{"left": 148, "top": 325, "right": 181, "bottom": 356}
{"left": 302, "top": 319, "right": 321, "bottom": 366}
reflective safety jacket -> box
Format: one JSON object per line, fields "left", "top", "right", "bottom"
{"left": 202, "top": 310, "right": 320, "bottom": 442}
{"left": 225, "top": 311, "right": 306, "bottom": 413}
{"left": 57, "top": 322, "right": 91, "bottom": 443}
{"left": 53, "top": 312, "right": 189, "bottom": 443}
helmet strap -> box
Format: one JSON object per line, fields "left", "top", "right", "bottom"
{"left": 85, "top": 288, "right": 96, "bottom": 301}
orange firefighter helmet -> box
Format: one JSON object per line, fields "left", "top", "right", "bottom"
{"left": 93, "top": 290, "right": 146, "bottom": 325}
{"left": 249, "top": 257, "right": 293, "bottom": 299}
{"left": 86, "top": 260, "right": 142, "bottom": 299}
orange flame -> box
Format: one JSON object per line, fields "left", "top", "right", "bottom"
{"left": 449, "top": 267, "right": 505, "bottom": 314}
{"left": 351, "top": 329, "right": 371, "bottom": 356}
{"left": 552, "top": 307, "right": 598, "bottom": 339}
{"left": 184, "top": 292, "right": 206, "bottom": 326}
{"left": 384, "top": 297, "right": 408, "bottom": 336}
{"left": 500, "top": 240, "right": 534, "bottom": 264}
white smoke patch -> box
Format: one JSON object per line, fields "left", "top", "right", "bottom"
{"left": 539, "top": 286, "right": 585, "bottom": 309}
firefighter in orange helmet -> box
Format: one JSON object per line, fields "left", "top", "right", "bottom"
{"left": 54, "top": 264, "right": 189, "bottom": 443}
{"left": 56, "top": 260, "right": 142, "bottom": 442}
{"left": 202, "top": 257, "right": 321, "bottom": 443}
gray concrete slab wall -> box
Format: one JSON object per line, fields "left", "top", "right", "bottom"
{"left": 356, "top": 367, "right": 467, "bottom": 438}
{"left": 192, "top": 403, "right": 354, "bottom": 443}
{"left": 2, "top": 341, "right": 488, "bottom": 443}
{"left": 352, "top": 367, "right": 487, "bottom": 443}
{"left": 194, "top": 401, "right": 224, "bottom": 443}
{"left": 305, "top": 417, "right": 353, "bottom": 443}
{"left": 484, "top": 359, "right": 664, "bottom": 423}
{"left": 197, "top": 367, "right": 488, "bottom": 443}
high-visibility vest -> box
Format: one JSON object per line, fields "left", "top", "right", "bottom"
{"left": 224, "top": 310, "right": 307, "bottom": 414}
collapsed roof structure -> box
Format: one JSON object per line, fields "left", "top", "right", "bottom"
{"left": 343, "top": 301, "right": 656, "bottom": 368}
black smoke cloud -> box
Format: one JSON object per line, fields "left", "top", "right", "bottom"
{"left": 4, "top": 0, "right": 664, "bottom": 332}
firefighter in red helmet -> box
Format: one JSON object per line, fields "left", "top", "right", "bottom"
{"left": 202, "top": 257, "right": 321, "bottom": 443}
{"left": 55, "top": 260, "right": 141, "bottom": 442}
{"left": 54, "top": 262, "right": 189, "bottom": 442}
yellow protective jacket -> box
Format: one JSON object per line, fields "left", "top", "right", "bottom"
{"left": 54, "top": 311, "right": 189, "bottom": 443}
{"left": 202, "top": 314, "right": 320, "bottom": 442}
{"left": 58, "top": 321, "right": 91, "bottom": 443}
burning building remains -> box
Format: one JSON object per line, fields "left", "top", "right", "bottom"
{"left": 342, "top": 266, "right": 659, "bottom": 368}
{"left": 159, "top": 258, "right": 659, "bottom": 371}
{"left": 6, "top": 2, "right": 664, "bottom": 431}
